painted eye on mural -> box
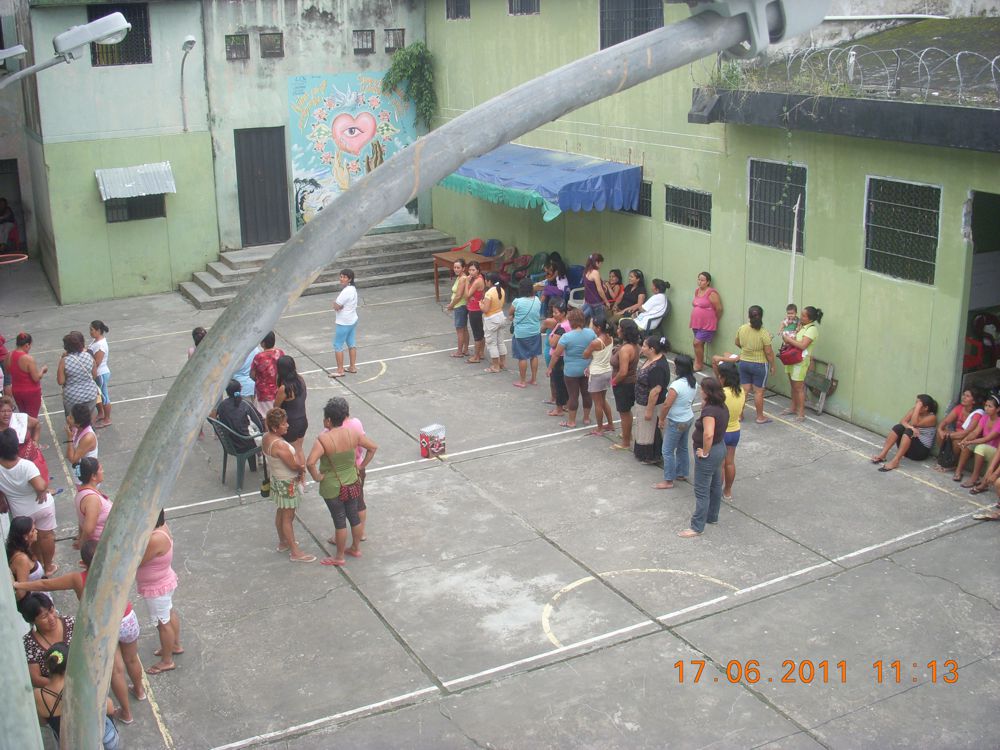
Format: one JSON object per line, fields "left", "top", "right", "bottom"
{"left": 342, "top": 126, "right": 363, "bottom": 137}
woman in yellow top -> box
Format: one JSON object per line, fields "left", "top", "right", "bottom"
{"left": 718, "top": 362, "right": 746, "bottom": 501}
{"left": 781, "top": 306, "right": 823, "bottom": 422}
{"left": 735, "top": 305, "right": 777, "bottom": 424}
{"left": 445, "top": 258, "right": 469, "bottom": 358}
{"left": 480, "top": 273, "right": 508, "bottom": 374}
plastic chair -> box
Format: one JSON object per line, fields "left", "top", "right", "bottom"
{"left": 450, "top": 238, "right": 484, "bottom": 253}
{"left": 565, "top": 264, "right": 585, "bottom": 306}
{"left": 207, "top": 414, "right": 263, "bottom": 492}
{"left": 480, "top": 238, "right": 503, "bottom": 257}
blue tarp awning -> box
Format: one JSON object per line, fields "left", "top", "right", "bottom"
{"left": 438, "top": 144, "right": 642, "bottom": 221}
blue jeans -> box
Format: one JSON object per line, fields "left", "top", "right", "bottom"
{"left": 690, "top": 442, "right": 726, "bottom": 532}
{"left": 661, "top": 418, "right": 692, "bottom": 481}
{"left": 582, "top": 302, "right": 606, "bottom": 325}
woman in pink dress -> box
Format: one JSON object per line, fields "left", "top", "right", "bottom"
{"left": 73, "top": 457, "right": 112, "bottom": 548}
{"left": 250, "top": 331, "right": 285, "bottom": 415}
{"left": 689, "top": 271, "right": 723, "bottom": 371}
{"left": 137, "top": 509, "right": 182, "bottom": 675}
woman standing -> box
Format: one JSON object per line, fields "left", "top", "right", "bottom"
{"left": 717, "top": 362, "right": 746, "bottom": 501}
{"left": 89, "top": 321, "right": 112, "bottom": 428}
{"left": 20, "top": 593, "right": 74, "bottom": 686}
{"left": 734, "top": 306, "right": 776, "bottom": 424}
{"left": 66, "top": 403, "right": 98, "bottom": 484}
{"left": 137, "top": 510, "right": 182, "bottom": 675}
{"left": 582, "top": 253, "right": 611, "bottom": 325}
{"left": 548, "top": 309, "right": 596, "bottom": 428}
{"left": 583, "top": 318, "right": 615, "bottom": 434}
{"left": 6, "top": 332, "right": 46, "bottom": 418}
{"left": 330, "top": 269, "right": 359, "bottom": 378}
{"left": 690, "top": 272, "right": 723, "bottom": 371}
{"left": 0, "top": 396, "right": 49, "bottom": 498}
{"left": 0, "top": 429, "right": 56, "bottom": 575}
{"left": 509, "top": 278, "right": 542, "bottom": 388}
{"left": 465, "top": 261, "right": 486, "bottom": 364}
{"left": 655, "top": 355, "right": 697, "bottom": 489}
{"left": 56, "top": 331, "right": 98, "bottom": 426}
{"left": 480, "top": 272, "right": 508, "bottom": 373}
{"left": 609, "top": 269, "right": 647, "bottom": 326}
{"left": 633, "top": 336, "right": 671, "bottom": 463}
{"left": 73, "top": 457, "right": 111, "bottom": 547}
{"left": 251, "top": 331, "right": 285, "bottom": 414}
{"left": 446, "top": 258, "right": 470, "bottom": 358}
{"left": 781, "top": 306, "right": 822, "bottom": 421}
{"left": 262, "top": 408, "right": 314, "bottom": 563}
{"left": 679, "top": 377, "right": 729, "bottom": 538}
{"left": 610, "top": 319, "right": 641, "bottom": 451}
{"left": 543, "top": 300, "right": 571, "bottom": 418}
{"left": 275, "top": 355, "right": 308, "bottom": 476}
{"left": 307, "top": 398, "right": 377, "bottom": 567}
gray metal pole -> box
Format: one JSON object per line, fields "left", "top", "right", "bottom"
{"left": 62, "top": 7, "right": 790, "bottom": 748}
{"left": 0, "top": 584, "right": 43, "bottom": 750}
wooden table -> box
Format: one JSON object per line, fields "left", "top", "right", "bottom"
{"left": 432, "top": 249, "right": 499, "bottom": 302}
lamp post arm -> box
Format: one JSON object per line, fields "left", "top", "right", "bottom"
{"left": 0, "top": 54, "right": 68, "bottom": 91}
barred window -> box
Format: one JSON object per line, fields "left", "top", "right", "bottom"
{"left": 620, "top": 180, "right": 652, "bottom": 217}
{"left": 88, "top": 4, "right": 151, "bottom": 66}
{"left": 599, "top": 0, "right": 664, "bottom": 49}
{"left": 225, "top": 34, "right": 249, "bottom": 61}
{"left": 665, "top": 186, "right": 712, "bottom": 231}
{"left": 259, "top": 33, "right": 284, "bottom": 58}
{"left": 353, "top": 29, "right": 375, "bottom": 54}
{"left": 864, "top": 178, "right": 940, "bottom": 285}
{"left": 748, "top": 159, "right": 806, "bottom": 252}
{"left": 509, "top": 0, "right": 540, "bottom": 15}
{"left": 447, "top": 0, "right": 471, "bottom": 19}
{"left": 385, "top": 28, "right": 405, "bottom": 53}
{"left": 105, "top": 195, "right": 165, "bottom": 223}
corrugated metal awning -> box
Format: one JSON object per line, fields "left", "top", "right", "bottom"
{"left": 95, "top": 162, "right": 177, "bottom": 201}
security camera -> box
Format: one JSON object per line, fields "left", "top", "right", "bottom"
{"left": 182, "top": 36, "right": 196, "bottom": 52}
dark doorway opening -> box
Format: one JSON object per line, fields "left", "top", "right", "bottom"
{"left": 234, "top": 127, "right": 291, "bottom": 247}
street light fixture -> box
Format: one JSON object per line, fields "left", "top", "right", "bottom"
{"left": 0, "top": 11, "right": 131, "bottom": 90}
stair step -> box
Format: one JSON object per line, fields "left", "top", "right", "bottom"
{"left": 179, "top": 281, "right": 235, "bottom": 310}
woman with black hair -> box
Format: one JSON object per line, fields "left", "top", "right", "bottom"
{"left": 870, "top": 394, "right": 940, "bottom": 473}
{"left": 535, "top": 251, "right": 569, "bottom": 309}
{"left": 780, "top": 305, "right": 822, "bottom": 421}
{"left": 582, "top": 253, "right": 611, "bottom": 325}
{"left": 56, "top": 330, "right": 98, "bottom": 427}
{"left": 137, "top": 510, "right": 182, "bottom": 674}
{"left": 633, "top": 336, "right": 671, "bottom": 463}
{"left": 330, "top": 269, "right": 359, "bottom": 377}
{"left": 543, "top": 300, "right": 571, "bottom": 418}
{"left": 251, "top": 331, "right": 285, "bottom": 414}
{"left": 275, "top": 355, "right": 308, "bottom": 472}
{"left": 89, "top": 320, "right": 112, "bottom": 428}
{"left": 734, "top": 305, "right": 776, "bottom": 423}
{"left": 481, "top": 272, "right": 508, "bottom": 373}
{"left": 21, "top": 592, "right": 74, "bottom": 687}
{"left": 583, "top": 318, "right": 616, "bottom": 434}
{"left": 717, "top": 362, "right": 746, "bottom": 501}
{"left": 690, "top": 272, "right": 723, "bottom": 371}
{"left": 609, "top": 269, "right": 647, "bottom": 326}
{"left": 548, "top": 309, "right": 596, "bottom": 428}
{"left": 73, "top": 457, "right": 111, "bottom": 547}
{"left": 604, "top": 269, "right": 624, "bottom": 311}
{"left": 66, "top": 402, "right": 98, "bottom": 485}
{"left": 679, "top": 377, "right": 729, "bottom": 537}
{"left": 213, "top": 379, "right": 259, "bottom": 454}
{"left": 6, "top": 332, "right": 46, "bottom": 418}
{"left": 610, "top": 318, "right": 641, "bottom": 451}
{"left": 7, "top": 515, "right": 46, "bottom": 604}
{"left": 635, "top": 278, "right": 670, "bottom": 333}
{"left": 509, "top": 278, "right": 542, "bottom": 388}
{"left": 465, "top": 261, "right": 487, "bottom": 364}
{"left": 263, "top": 408, "right": 313, "bottom": 563}
{"left": 655, "top": 355, "right": 697, "bottom": 489}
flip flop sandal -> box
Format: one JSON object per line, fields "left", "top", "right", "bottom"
{"left": 878, "top": 466, "right": 895, "bottom": 473}
{"left": 960, "top": 481, "right": 978, "bottom": 488}
{"left": 969, "top": 485, "right": 990, "bottom": 495}
{"left": 320, "top": 557, "right": 345, "bottom": 566}
{"left": 972, "top": 509, "right": 1000, "bottom": 521}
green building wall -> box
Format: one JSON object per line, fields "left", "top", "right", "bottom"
{"left": 426, "top": 1, "right": 1000, "bottom": 433}
{"left": 43, "top": 132, "right": 219, "bottom": 303}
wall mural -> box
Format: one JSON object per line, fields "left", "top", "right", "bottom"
{"left": 289, "top": 73, "right": 418, "bottom": 230}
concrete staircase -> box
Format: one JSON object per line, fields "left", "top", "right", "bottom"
{"left": 179, "top": 228, "right": 456, "bottom": 309}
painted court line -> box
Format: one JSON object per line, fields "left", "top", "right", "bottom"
{"left": 207, "top": 511, "right": 976, "bottom": 749}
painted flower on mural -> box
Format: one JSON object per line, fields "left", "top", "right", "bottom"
{"left": 354, "top": 92, "right": 366, "bottom": 106}
{"left": 320, "top": 151, "right": 334, "bottom": 165}
{"left": 347, "top": 161, "right": 362, "bottom": 175}
{"left": 367, "top": 95, "right": 381, "bottom": 109}
{"left": 313, "top": 140, "right": 327, "bottom": 153}
{"left": 312, "top": 108, "right": 328, "bottom": 122}
{"left": 324, "top": 97, "right": 336, "bottom": 109}
{"left": 379, "top": 110, "right": 391, "bottom": 123}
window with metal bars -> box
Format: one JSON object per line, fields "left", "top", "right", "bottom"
{"left": 509, "top": 0, "right": 540, "bottom": 15}
{"left": 748, "top": 159, "right": 806, "bottom": 252}
{"left": 225, "top": 34, "right": 249, "bottom": 60}
{"left": 864, "top": 178, "right": 940, "bottom": 285}
{"left": 447, "top": 0, "right": 471, "bottom": 19}
{"left": 105, "top": 195, "right": 165, "bottom": 223}
{"left": 353, "top": 29, "right": 375, "bottom": 54}
{"left": 259, "top": 33, "right": 284, "bottom": 58}
{"left": 88, "top": 4, "right": 152, "bottom": 66}
{"left": 599, "top": 0, "right": 664, "bottom": 49}
{"left": 385, "top": 28, "right": 405, "bottom": 53}
{"left": 665, "top": 186, "right": 712, "bottom": 231}
{"left": 620, "top": 180, "right": 652, "bottom": 217}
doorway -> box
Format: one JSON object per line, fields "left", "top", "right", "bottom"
{"left": 962, "top": 191, "right": 1000, "bottom": 393}
{"left": 234, "top": 127, "right": 291, "bottom": 247}
{"left": 0, "top": 159, "right": 24, "bottom": 249}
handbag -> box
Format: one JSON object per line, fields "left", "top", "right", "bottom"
{"left": 330, "top": 461, "right": 362, "bottom": 502}
{"left": 936, "top": 436, "right": 958, "bottom": 469}
{"left": 260, "top": 454, "right": 270, "bottom": 498}
{"left": 778, "top": 343, "right": 803, "bottom": 366}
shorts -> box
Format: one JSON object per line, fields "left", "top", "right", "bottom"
{"left": 512, "top": 334, "right": 541, "bottom": 361}
{"left": 890, "top": 424, "right": 931, "bottom": 461}
{"left": 453, "top": 306, "right": 468, "bottom": 329}
{"left": 118, "top": 609, "right": 140, "bottom": 644}
{"left": 468, "top": 310, "right": 484, "bottom": 342}
{"left": 588, "top": 370, "right": 612, "bottom": 393}
{"left": 724, "top": 429, "right": 741, "bottom": 447}
{"left": 973, "top": 443, "right": 997, "bottom": 461}
{"left": 285, "top": 416, "right": 308, "bottom": 443}
{"left": 333, "top": 322, "right": 358, "bottom": 352}
{"left": 143, "top": 590, "right": 175, "bottom": 625}
{"left": 738, "top": 360, "right": 768, "bottom": 388}
{"left": 612, "top": 382, "right": 636, "bottom": 413}
{"left": 95, "top": 373, "right": 111, "bottom": 405}
{"left": 785, "top": 356, "right": 810, "bottom": 383}
{"left": 693, "top": 328, "right": 716, "bottom": 343}
{"left": 30, "top": 502, "right": 57, "bottom": 532}
{"left": 324, "top": 495, "right": 361, "bottom": 530}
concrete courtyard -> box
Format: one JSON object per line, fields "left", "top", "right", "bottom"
{"left": 2, "top": 259, "right": 998, "bottom": 749}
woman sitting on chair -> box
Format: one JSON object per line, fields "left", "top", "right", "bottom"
{"left": 634, "top": 279, "right": 670, "bottom": 332}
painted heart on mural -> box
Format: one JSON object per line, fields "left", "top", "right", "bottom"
{"left": 331, "top": 112, "right": 377, "bottom": 155}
